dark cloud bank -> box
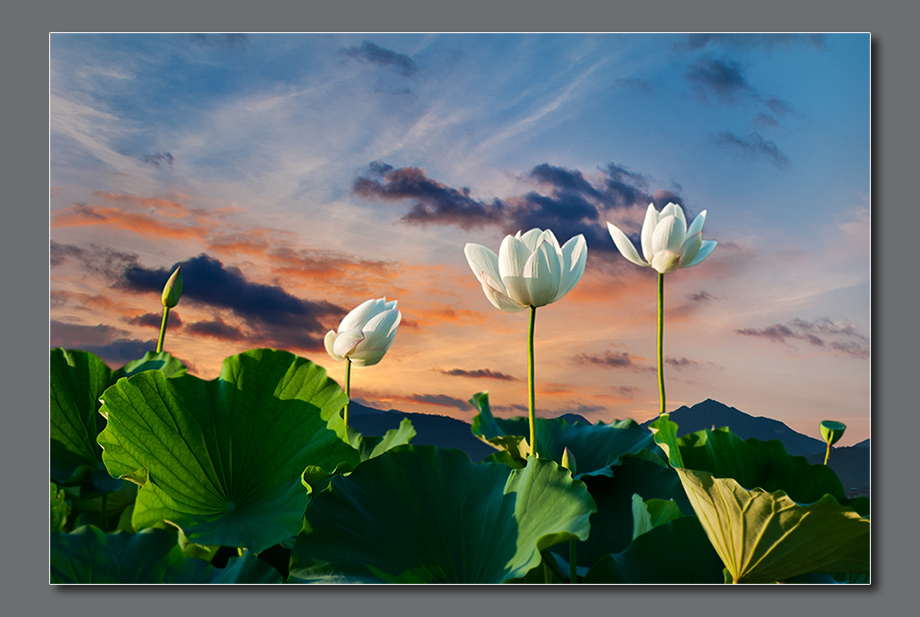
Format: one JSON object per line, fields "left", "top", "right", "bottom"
{"left": 353, "top": 160, "right": 690, "bottom": 260}
{"left": 117, "top": 253, "right": 347, "bottom": 352}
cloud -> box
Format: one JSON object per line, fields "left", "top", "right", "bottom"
{"left": 398, "top": 393, "right": 472, "bottom": 411}
{"left": 142, "top": 152, "right": 174, "bottom": 166}
{"left": 572, "top": 350, "right": 652, "bottom": 371}
{"left": 353, "top": 160, "right": 688, "bottom": 256}
{"left": 126, "top": 312, "right": 184, "bottom": 328}
{"left": 352, "top": 163, "right": 505, "bottom": 229}
{"left": 439, "top": 368, "right": 518, "bottom": 381}
{"left": 342, "top": 41, "right": 417, "bottom": 78}
{"left": 665, "top": 357, "right": 713, "bottom": 370}
{"left": 116, "top": 253, "right": 346, "bottom": 351}
{"left": 685, "top": 57, "right": 752, "bottom": 103}
{"left": 50, "top": 320, "right": 129, "bottom": 348}
{"left": 736, "top": 317, "right": 869, "bottom": 359}
{"left": 713, "top": 132, "right": 789, "bottom": 168}
{"left": 687, "top": 290, "right": 715, "bottom": 303}
{"left": 188, "top": 34, "right": 248, "bottom": 49}
{"left": 184, "top": 316, "right": 247, "bottom": 341}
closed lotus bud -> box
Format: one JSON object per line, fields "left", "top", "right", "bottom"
{"left": 561, "top": 447, "right": 577, "bottom": 475}
{"left": 819, "top": 420, "right": 847, "bottom": 446}
{"left": 161, "top": 266, "right": 183, "bottom": 308}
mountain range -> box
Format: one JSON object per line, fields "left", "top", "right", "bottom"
{"left": 347, "top": 398, "right": 869, "bottom": 497}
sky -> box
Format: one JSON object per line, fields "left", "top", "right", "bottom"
{"left": 48, "top": 33, "right": 871, "bottom": 445}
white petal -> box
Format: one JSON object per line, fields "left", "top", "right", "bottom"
{"left": 640, "top": 203, "right": 659, "bottom": 262}
{"left": 651, "top": 214, "right": 686, "bottom": 255}
{"left": 523, "top": 241, "right": 562, "bottom": 307}
{"left": 348, "top": 349, "right": 387, "bottom": 367}
{"left": 481, "top": 272, "right": 528, "bottom": 312}
{"left": 499, "top": 234, "right": 533, "bottom": 306}
{"left": 324, "top": 330, "right": 344, "bottom": 362}
{"left": 518, "top": 228, "right": 544, "bottom": 252}
{"left": 686, "top": 209, "right": 707, "bottom": 238}
{"left": 661, "top": 203, "right": 686, "bottom": 230}
{"left": 678, "top": 231, "right": 702, "bottom": 267}
{"left": 338, "top": 298, "right": 384, "bottom": 332}
{"left": 651, "top": 250, "right": 681, "bottom": 274}
{"left": 357, "top": 308, "right": 401, "bottom": 354}
{"left": 554, "top": 234, "right": 588, "bottom": 302}
{"left": 607, "top": 222, "right": 648, "bottom": 268}
{"left": 333, "top": 328, "right": 365, "bottom": 358}
{"left": 464, "top": 243, "right": 501, "bottom": 286}
{"left": 683, "top": 240, "right": 716, "bottom": 268}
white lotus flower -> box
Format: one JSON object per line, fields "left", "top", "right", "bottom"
{"left": 607, "top": 203, "right": 716, "bottom": 274}
{"left": 324, "top": 298, "right": 401, "bottom": 367}
{"left": 464, "top": 228, "right": 587, "bottom": 312}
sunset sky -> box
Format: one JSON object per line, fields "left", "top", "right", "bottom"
{"left": 49, "top": 33, "right": 870, "bottom": 445}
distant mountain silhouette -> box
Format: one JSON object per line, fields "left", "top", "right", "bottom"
{"left": 347, "top": 401, "right": 496, "bottom": 462}
{"left": 347, "top": 398, "right": 869, "bottom": 497}
{"left": 642, "top": 399, "right": 829, "bottom": 457}
{"left": 806, "top": 445, "right": 871, "bottom": 496}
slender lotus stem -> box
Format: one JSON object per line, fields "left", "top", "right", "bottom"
{"left": 156, "top": 306, "right": 170, "bottom": 353}
{"left": 824, "top": 442, "right": 832, "bottom": 466}
{"left": 657, "top": 272, "right": 666, "bottom": 416}
{"left": 343, "top": 359, "right": 352, "bottom": 428}
{"left": 528, "top": 305, "right": 537, "bottom": 458}
{"left": 569, "top": 540, "right": 577, "bottom": 584}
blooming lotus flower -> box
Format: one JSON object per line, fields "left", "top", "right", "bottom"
{"left": 324, "top": 298, "right": 401, "bottom": 367}
{"left": 607, "top": 203, "right": 716, "bottom": 274}
{"left": 463, "top": 228, "right": 587, "bottom": 312}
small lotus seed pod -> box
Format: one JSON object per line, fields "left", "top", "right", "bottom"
{"left": 819, "top": 420, "right": 847, "bottom": 446}
{"left": 161, "top": 266, "right": 183, "bottom": 308}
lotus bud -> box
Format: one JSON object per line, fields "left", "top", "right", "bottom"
{"left": 561, "top": 446, "right": 577, "bottom": 475}
{"left": 161, "top": 267, "right": 183, "bottom": 308}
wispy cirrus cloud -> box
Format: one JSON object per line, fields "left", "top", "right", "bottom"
{"left": 736, "top": 317, "right": 869, "bottom": 359}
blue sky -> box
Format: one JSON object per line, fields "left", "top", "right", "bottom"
{"left": 49, "top": 33, "right": 871, "bottom": 444}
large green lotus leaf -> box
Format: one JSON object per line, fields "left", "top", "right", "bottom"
{"left": 583, "top": 515, "right": 725, "bottom": 584}
{"left": 347, "top": 417, "right": 416, "bottom": 461}
{"left": 551, "top": 452, "right": 691, "bottom": 568}
{"left": 631, "top": 494, "right": 683, "bottom": 541}
{"left": 677, "top": 426, "right": 853, "bottom": 506}
{"left": 676, "top": 467, "right": 870, "bottom": 583}
{"left": 97, "top": 348, "right": 360, "bottom": 553}
{"left": 113, "top": 351, "right": 188, "bottom": 380}
{"left": 469, "top": 391, "right": 654, "bottom": 477}
{"left": 51, "top": 483, "right": 70, "bottom": 531}
{"left": 290, "top": 445, "right": 596, "bottom": 584}
{"left": 50, "top": 525, "right": 282, "bottom": 583}
{"left": 50, "top": 348, "right": 186, "bottom": 493}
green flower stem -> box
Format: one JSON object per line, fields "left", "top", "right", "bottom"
{"left": 528, "top": 305, "right": 537, "bottom": 458}
{"left": 237, "top": 547, "right": 244, "bottom": 557}
{"left": 657, "top": 272, "right": 666, "bottom": 416}
{"left": 569, "top": 540, "right": 577, "bottom": 584}
{"left": 156, "top": 306, "right": 170, "bottom": 353}
{"left": 343, "top": 359, "right": 352, "bottom": 428}
{"left": 824, "top": 442, "right": 832, "bottom": 466}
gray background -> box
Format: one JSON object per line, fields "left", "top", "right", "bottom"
{"left": 11, "top": 1, "right": 912, "bottom": 615}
